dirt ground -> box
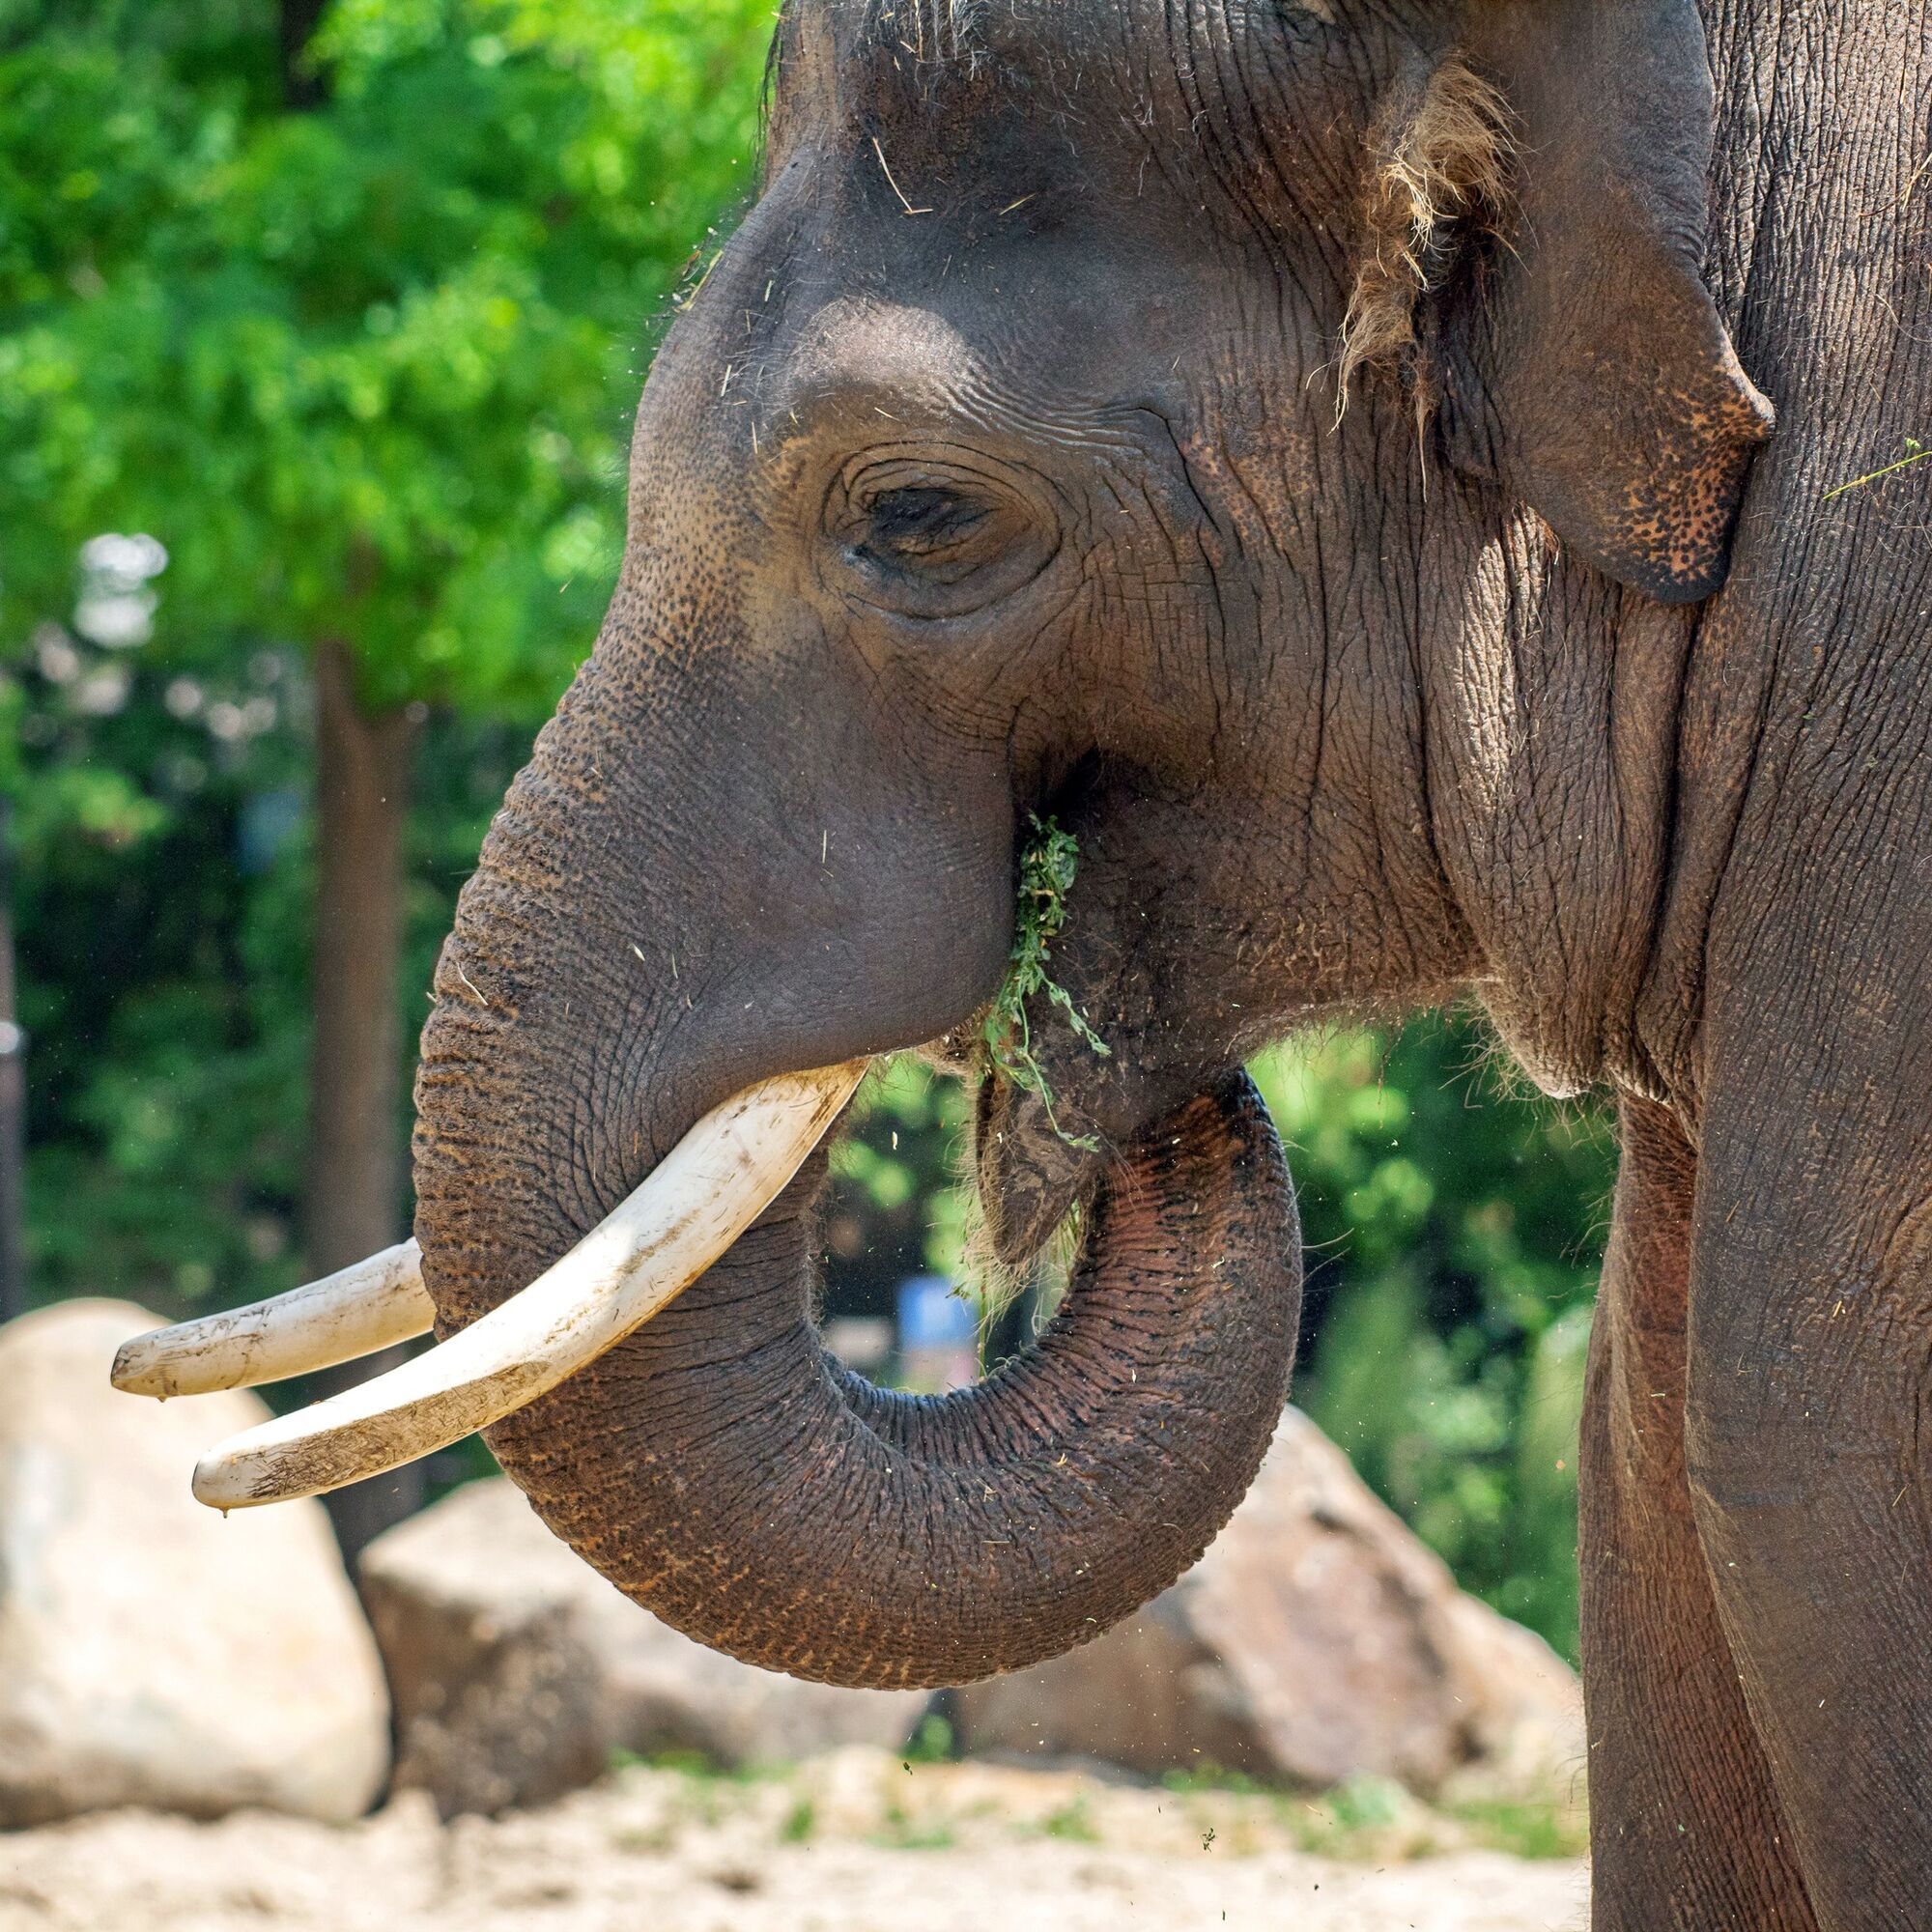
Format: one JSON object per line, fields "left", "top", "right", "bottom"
{"left": 0, "top": 1748, "right": 1587, "bottom": 1932}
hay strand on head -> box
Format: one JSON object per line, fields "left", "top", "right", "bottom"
{"left": 1337, "top": 55, "right": 1514, "bottom": 421}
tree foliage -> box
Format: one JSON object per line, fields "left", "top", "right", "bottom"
{"left": 0, "top": 0, "right": 771, "bottom": 708}
{"left": 0, "top": 0, "right": 773, "bottom": 1306}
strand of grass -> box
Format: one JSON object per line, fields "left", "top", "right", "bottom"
{"left": 1823, "top": 439, "right": 1929, "bottom": 500}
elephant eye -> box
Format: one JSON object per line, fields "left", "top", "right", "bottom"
{"left": 857, "top": 486, "right": 994, "bottom": 580}
{"left": 825, "top": 459, "right": 1059, "bottom": 621}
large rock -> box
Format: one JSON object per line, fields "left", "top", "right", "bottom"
{"left": 359, "top": 1477, "right": 927, "bottom": 1817}
{"left": 952, "top": 1406, "right": 1583, "bottom": 1800}
{"left": 0, "top": 1299, "right": 390, "bottom": 1826}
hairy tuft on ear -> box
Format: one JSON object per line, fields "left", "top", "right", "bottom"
{"left": 1337, "top": 56, "right": 1513, "bottom": 421}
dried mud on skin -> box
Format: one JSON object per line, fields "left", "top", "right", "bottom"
{"left": 0, "top": 1747, "right": 1586, "bottom": 1932}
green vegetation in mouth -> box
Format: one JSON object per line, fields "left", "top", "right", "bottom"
{"left": 980, "top": 813, "right": 1112, "bottom": 1150}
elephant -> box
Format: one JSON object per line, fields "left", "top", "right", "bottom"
{"left": 150, "top": 0, "right": 1932, "bottom": 1924}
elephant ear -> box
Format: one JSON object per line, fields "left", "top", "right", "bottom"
{"left": 1437, "top": 0, "right": 1774, "bottom": 603}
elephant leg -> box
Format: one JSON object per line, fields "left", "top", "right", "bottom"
{"left": 1579, "top": 1099, "right": 1818, "bottom": 1931}
{"left": 1682, "top": 1104, "right": 1932, "bottom": 1930}
{"left": 1677, "top": 1190, "right": 1932, "bottom": 1917}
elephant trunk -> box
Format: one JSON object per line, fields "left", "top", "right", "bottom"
{"left": 138, "top": 682, "right": 1304, "bottom": 1684}
{"left": 374, "top": 569, "right": 1299, "bottom": 1686}
{"left": 425, "top": 1067, "right": 1298, "bottom": 1688}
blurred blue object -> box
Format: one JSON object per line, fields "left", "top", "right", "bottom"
{"left": 896, "top": 1274, "right": 975, "bottom": 1347}
{"left": 897, "top": 1274, "right": 977, "bottom": 1393}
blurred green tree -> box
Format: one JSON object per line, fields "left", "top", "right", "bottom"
{"left": 1249, "top": 1023, "right": 1611, "bottom": 1653}
{"left": 2, "top": 0, "right": 768, "bottom": 1267}
{"left": 0, "top": 0, "right": 772, "bottom": 1539}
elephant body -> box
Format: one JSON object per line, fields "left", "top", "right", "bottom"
{"left": 410, "top": 3, "right": 1932, "bottom": 1925}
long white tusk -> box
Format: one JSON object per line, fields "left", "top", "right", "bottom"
{"left": 189, "top": 1060, "right": 868, "bottom": 1511}
{"left": 111, "top": 1243, "right": 433, "bottom": 1398}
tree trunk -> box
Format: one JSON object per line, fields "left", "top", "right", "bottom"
{"left": 307, "top": 639, "right": 420, "bottom": 1559}
{"left": 278, "top": 0, "right": 331, "bottom": 110}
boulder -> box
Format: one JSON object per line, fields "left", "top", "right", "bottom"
{"left": 952, "top": 1406, "right": 1583, "bottom": 1800}
{"left": 0, "top": 1299, "right": 390, "bottom": 1826}
{"left": 358, "top": 1477, "right": 927, "bottom": 1817}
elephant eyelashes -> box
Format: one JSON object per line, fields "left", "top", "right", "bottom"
{"left": 855, "top": 487, "right": 995, "bottom": 582}
{"left": 824, "top": 456, "right": 1060, "bottom": 621}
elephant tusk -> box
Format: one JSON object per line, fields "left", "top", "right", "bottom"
{"left": 111, "top": 1242, "right": 434, "bottom": 1398}
{"left": 187, "top": 1060, "right": 869, "bottom": 1511}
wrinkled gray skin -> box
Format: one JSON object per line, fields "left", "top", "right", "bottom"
{"left": 412, "top": 1, "right": 1932, "bottom": 1925}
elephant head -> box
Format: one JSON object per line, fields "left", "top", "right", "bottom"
{"left": 144, "top": 0, "right": 1771, "bottom": 1689}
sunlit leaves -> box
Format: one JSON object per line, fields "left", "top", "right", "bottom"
{"left": 1251, "top": 1020, "right": 1612, "bottom": 1653}
{"left": 0, "top": 0, "right": 773, "bottom": 1321}
{"left": 1, "top": 0, "right": 773, "bottom": 714}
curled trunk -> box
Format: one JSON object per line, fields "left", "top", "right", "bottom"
{"left": 420, "top": 1070, "right": 1300, "bottom": 1689}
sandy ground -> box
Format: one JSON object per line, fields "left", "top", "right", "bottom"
{"left": 0, "top": 1748, "right": 1587, "bottom": 1932}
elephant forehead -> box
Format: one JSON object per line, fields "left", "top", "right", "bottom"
{"left": 773, "top": 0, "right": 1359, "bottom": 196}
{"left": 756, "top": 282, "right": 1174, "bottom": 442}
{"left": 778, "top": 0, "right": 1123, "bottom": 110}
{"left": 786, "top": 0, "right": 1334, "bottom": 75}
